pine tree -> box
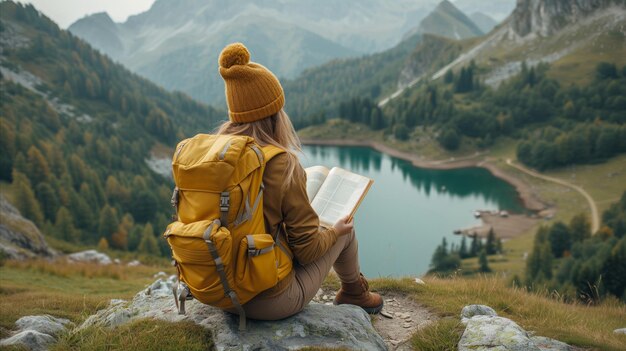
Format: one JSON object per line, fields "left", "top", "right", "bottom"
{"left": 97, "top": 237, "right": 109, "bottom": 251}
{"left": 549, "top": 222, "right": 572, "bottom": 258}
{"left": 539, "top": 240, "right": 553, "bottom": 279}
{"left": 12, "top": 171, "right": 44, "bottom": 226}
{"left": 35, "top": 182, "right": 59, "bottom": 222}
{"left": 26, "top": 145, "right": 51, "bottom": 185}
{"left": 55, "top": 206, "right": 78, "bottom": 242}
{"left": 479, "top": 249, "right": 491, "bottom": 273}
{"left": 459, "top": 235, "right": 468, "bottom": 259}
{"left": 470, "top": 233, "right": 480, "bottom": 257}
{"left": 486, "top": 228, "right": 497, "bottom": 255}
{"left": 98, "top": 205, "right": 120, "bottom": 241}
{"left": 138, "top": 223, "right": 159, "bottom": 255}
{"left": 569, "top": 214, "right": 591, "bottom": 243}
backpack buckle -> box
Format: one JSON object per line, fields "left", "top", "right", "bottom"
{"left": 220, "top": 192, "right": 229, "bottom": 211}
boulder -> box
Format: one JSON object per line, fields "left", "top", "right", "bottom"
{"left": 458, "top": 305, "right": 575, "bottom": 351}
{"left": 0, "top": 330, "right": 56, "bottom": 351}
{"left": 15, "top": 315, "right": 72, "bottom": 337}
{"left": 459, "top": 315, "right": 540, "bottom": 351}
{"left": 67, "top": 249, "right": 112, "bottom": 265}
{"left": 614, "top": 328, "right": 626, "bottom": 335}
{"left": 77, "top": 277, "right": 387, "bottom": 350}
{"left": 460, "top": 304, "right": 497, "bottom": 324}
{"left": 0, "top": 195, "right": 56, "bottom": 260}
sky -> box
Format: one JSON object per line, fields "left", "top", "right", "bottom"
{"left": 18, "top": 0, "right": 156, "bottom": 28}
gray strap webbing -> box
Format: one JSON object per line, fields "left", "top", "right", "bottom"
{"left": 274, "top": 223, "right": 293, "bottom": 259}
{"left": 246, "top": 234, "right": 275, "bottom": 257}
{"left": 170, "top": 187, "right": 179, "bottom": 221}
{"left": 250, "top": 145, "right": 264, "bottom": 163}
{"left": 203, "top": 221, "right": 246, "bottom": 331}
{"left": 220, "top": 192, "right": 229, "bottom": 227}
{"left": 233, "top": 183, "right": 264, "bottom": 227}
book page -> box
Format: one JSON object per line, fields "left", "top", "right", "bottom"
{"left": 305, "top": 166, "right": 329, "bottom": 201}
{"left": 311, "top": 167, "right": 372, "bottom": 227}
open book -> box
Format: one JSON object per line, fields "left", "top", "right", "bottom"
{"left": 305, "top": 166, "right": 373, "bottom": 228}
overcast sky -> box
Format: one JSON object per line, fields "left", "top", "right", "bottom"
{"left": 18, "top": 0, "right": 156, "bottom": 28}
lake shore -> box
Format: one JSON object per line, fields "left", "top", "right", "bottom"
{"left": 300, "top": 138, "right": 547, "bottom": 213}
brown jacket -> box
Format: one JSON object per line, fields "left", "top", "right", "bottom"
{"left": 256, "top": 152, "right": 338, "bottom": 298}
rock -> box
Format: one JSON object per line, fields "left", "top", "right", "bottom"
{"left": 0, "top": 329, "right": 55, "bottom": 351}
{"left": 459, "top": 315, "right": 540, "bottom": 351}
{"left": 460, "top": 304, "right": 497, "bottom": 324}
{"left": 127, "top": 259, "right": 141, "bottom": 267}
{"left": 614, "top": 328, "right": 626, "bottom": 335}
{"left": 0, "top": 195, "right": 56, "bottom": 260}
{"left": 530, "top": 336, "right": 575, "bottom": 351}
{"left": 67, "top": 250, "right": 111, "bottom": 265}
{"left": 414, "top": 278, "right": 426, "bottom": 285}
{"left": 77, "top": 278, "right": 387, "bottom": 350}
{"left": 14, "top": 315, "right": 72, "bottom": 337}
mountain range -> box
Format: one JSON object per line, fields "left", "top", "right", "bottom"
{"left": 67, "top": 0, "right": 497, "bottom": 106}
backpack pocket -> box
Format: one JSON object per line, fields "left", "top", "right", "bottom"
{"left": 236, "top": 234, "right": 279, "bottom": 295}
{"left": 166, "top": 220, "right": 236, "bottom": 308}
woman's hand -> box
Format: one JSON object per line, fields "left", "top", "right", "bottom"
{"left": 333, "top": 215, "right": 354, "bottom": 236}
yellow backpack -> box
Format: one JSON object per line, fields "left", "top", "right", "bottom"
{"left": 163, "top": 134, "right": 293, "bottom": 330}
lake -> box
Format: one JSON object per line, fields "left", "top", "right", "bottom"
{"left": 299, "top": 145, "right": 525, "bottom": 277}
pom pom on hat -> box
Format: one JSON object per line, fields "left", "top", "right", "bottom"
{"left": 219, "top": 42, "right": 250, "bottom": 69}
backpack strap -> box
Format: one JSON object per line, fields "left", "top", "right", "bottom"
{"left": 261, "top": 144, "right": 286, "bottom": 163}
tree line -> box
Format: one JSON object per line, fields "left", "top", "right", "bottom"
{"left": 0, "top": 2, "right": 222, "bottom": 257}
{"left": 523, "top": 193, "right": 626, "bottom": 302}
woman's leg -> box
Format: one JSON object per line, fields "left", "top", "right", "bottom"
{"left": 241, "top": 230, "right": 360, "bottom": 320}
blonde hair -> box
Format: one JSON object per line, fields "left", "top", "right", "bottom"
{"left": 215, "top": 109, "right": 302, "bottom": 187}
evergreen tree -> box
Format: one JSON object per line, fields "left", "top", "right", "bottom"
{"left": 12, "top": 171, "right": 44, "bottom": 226}
{"left": 569, "top": 214, "right": 591, "bottom": 242}
{"left": 486, "top": 228, "right": 497, "bottom": 255}
{"left": 26, "top": 145, "right": 51, "bottom": 185}
{"left": 549, "top": 222, "right": 571, "bottom": 258}
{"left": 35, "top": 182, "right": 59, "bottom": 222}
{"left": 539, "top": 240, "right": 553, "bottom": 279}
{"left": 0, "top": 120, "right": 15, "bottom": 181}
{"left": 478, "top": 249, "right": 491, "bottom": 273}
{"left": 97, "top": 205, "right": 119, "bottom": 241}
{"left": 97, "top": 237, "right": 109, "bottom": 251}
{"left": 459, "top": 235, "right": 468, "bottom": 259}
{"left": 138, "top": 223, "right": 159, "bottom": 255}
{"left": 469, "top": 233, "right": 480, "bottom": 257}
{"left": 55, "top": 206, "right": 78, "bottom": 242}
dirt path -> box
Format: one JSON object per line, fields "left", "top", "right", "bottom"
{"left": 505, "top": 159, "right": 600, "bottom": 233}
{"left": 313, "top": 288, "right": 437, "bottom": 350}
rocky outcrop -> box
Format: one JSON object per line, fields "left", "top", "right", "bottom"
{"left": 76, "top": 276, "right": 388, "bottom": 350}
{"left": 459, "top": 304, "right": 574, "bottom": 351}
{"left": 0, "top": 315, "right": 72, "bottom": 351}
{"left": 510, "top": 0, "right": 621, "bottom": 37}
{"left": 0, "top": 195, "right": 56, "bottom": 260}
{"left": 66, "top": 250, "right": 112, "bottom": 265}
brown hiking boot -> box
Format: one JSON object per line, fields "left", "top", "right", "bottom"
{"left": 333, "top": 273, "right": 383, "bottom": 314}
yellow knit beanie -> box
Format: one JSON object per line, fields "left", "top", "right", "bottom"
{"left": 218, "top": 42, "right": 285, "bottom": 123}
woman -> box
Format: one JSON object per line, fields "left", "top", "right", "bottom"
{"left": 216, "top": 42, "right": 383, "bottom": 320}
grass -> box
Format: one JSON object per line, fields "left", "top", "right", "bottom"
{"left": 410, "top": 318, "right": 464, "bottom": 351}
{"left": 52, "top": 319, "right": 213, "bottom": 351}
{"left": 0, "top": 259, "right": 173, "bottom": 339}
{"left": 370, "top": 276, "right": 626, "bottom": 351}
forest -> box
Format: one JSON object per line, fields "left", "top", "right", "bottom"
{"left": 0, "top": 2, "right": 222, "bottom": 256}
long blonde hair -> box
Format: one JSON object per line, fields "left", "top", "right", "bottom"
{"left": 215, "top": 109, "right": 302, "bottom": 187}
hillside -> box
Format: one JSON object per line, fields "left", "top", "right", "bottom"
{"left": 0, "top": 2, "right": 222, "bottom": 257}
{"left": 67, "top": 0, "right": 442, "bottom": 105}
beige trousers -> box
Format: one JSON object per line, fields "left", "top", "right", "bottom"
{"left": 238, "top": 229, "right": 361, "bottom": 320}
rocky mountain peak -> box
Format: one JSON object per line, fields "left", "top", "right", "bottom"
{"left": 510, "top": 0, "right": 622, "bottom": 37}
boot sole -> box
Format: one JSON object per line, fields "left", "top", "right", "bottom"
{"left": 333, "top": 301, "right": 384, "bottom": 315}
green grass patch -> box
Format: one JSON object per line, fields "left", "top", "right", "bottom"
{"left": 0, "top": 259, "right": 171, "bottom": 338}
{"left": 371, "top": 276, "right": 626, "bottom": 351}
{"left": 52, "top": 319, "right": 213, "bottom": 351}
{"left": 411, "top": 318, "right": 464, "bottom": 351}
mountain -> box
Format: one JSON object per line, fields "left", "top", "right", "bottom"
{"left": 0, "top": 2, "right": 222, "bottom": 254}
{"left": 453, "top": 0, "right": 516, "bottom": 21}
{"left": 470, "top": 12, "right": 498, "bottom": 33}
{"left": 428, "top": 0, "right": 626, "bottom": 87}
{"left": 68, "top": 0, "right": 439, "bottom": 105}
{"left": 403, "top": 0, "right": 484, "bottom": 41}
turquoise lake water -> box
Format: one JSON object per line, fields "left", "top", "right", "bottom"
{"left": 299, "top": 145, "right": 525, "bottom": 277}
